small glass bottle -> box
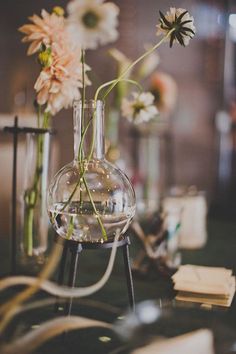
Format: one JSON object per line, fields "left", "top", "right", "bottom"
{"left": 47, "top": 100, "right": 136, "bottom": 242}
{"left": 20, "top": 131, "right": 50, "bottom": 266}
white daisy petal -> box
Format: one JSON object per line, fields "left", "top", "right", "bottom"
{"left": 122, "top": 91, "right": 158, "bottom": 125}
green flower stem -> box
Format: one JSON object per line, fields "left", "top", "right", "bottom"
{"left": 87, "top": 79, "right": 142, "bottom": 162}
{"left": 80, "top": 49, "right": 86, "bottom": 162}
{"left": 79, "top": 32, "right": 176, "bottom": 236}
{"left": 59, "top": 30, "right": 174, "bottom": 242}
{"left": 66, "top": 216, "right": 74, "bottom": 240}
{"left": 58, "top": 48, "right": 107, "bottom": 241}
{"left": 60, "top": 174, "right": 83, "bottom": 213}
{"left": 23, "top": 207, "right": 34, "bottom": 256}
{"left": 73, "top": 80, "right": 140, "bottom": 240}
{"left": 23, "top": 109, "right": 50, "bottom": 256}
{"left": 82, "top": 176, "right": 107, "bottom": 241}
{"left": 79, "top": 49, "right": 86, "bottom": 208}
{"left": 94, "top": 79, "right": 142, "bottom": 102}
{"left": 101, "top": 29, "right": 174, "bottom": 101}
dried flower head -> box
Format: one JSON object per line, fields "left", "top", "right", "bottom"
{"left": 121, "top": 92, "right": 158, "bottom": 125}
{"left": 19, "top": 9, "right": 66, "bottom": 55}
{"left": 156, "top": 8, "right": 196, "bottom": 47}
{"left": 66, "top": 0, "right": 119, "bottom": 49}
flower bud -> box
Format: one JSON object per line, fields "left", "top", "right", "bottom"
{"left": 38, "top": 49, "right": 53, "bottom": 68}
{"left": 52, "top": 6, "right": 65, "bottom": 17}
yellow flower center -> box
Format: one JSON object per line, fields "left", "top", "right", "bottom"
{"left": 38, "top": 49, "right": 52, "bottom": 68}
{"left": 52, "top": 6, "right": 65, "bottom": 17}
{"left": 82, "top": 11, "right": 100, "bottom": 29}
{"left": 133, "top": 102, "right": 145, "bottom": 116}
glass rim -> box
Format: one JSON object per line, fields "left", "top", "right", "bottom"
{"left": 73, "top": 99, "right": 104, "bottom": 109}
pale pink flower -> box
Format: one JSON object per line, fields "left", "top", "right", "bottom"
{"left": 150, "top": 71, "right": 177, "bottom": 114}
{"left": 19, "top": 9, "right": 66, "bottom": 55}
{"left": 34, "top": 43, "right": 90, "bottom": 115}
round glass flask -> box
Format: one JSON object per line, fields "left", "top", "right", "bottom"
{"left": 47, "top": 100, "right": 136, "bottom": 242}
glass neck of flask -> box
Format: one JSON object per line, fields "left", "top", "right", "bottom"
{"left": 73, "top": 100, "right": 105, "bottom": 161}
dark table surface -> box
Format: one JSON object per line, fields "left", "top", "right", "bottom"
{"left": 1, "top": 217, "right": 236, "bottom": 353}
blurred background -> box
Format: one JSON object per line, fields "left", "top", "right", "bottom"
{"left": 0, "top": 0, "right": 236, "bottom": 236}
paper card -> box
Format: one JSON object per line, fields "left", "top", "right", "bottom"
{"left": 132, "top": 329, "right": 215, "bottom": 354}
{"left": 172, "top": 265, "right": 232, "bottom": 284}
{"left": 173, "top": 276, "right": 235, "bottom": 296}
{"left": 176, "top": 288, "right": 235, "bottom": 307}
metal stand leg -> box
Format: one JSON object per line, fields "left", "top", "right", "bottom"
{"left": 122, "top": 238, "right": 135, "bottom": 310}
{"left": 54, "top": 242, "right": 68, "bottom": 312}
{"left": 57, "top": 242, "right": 69, "bottom": 285}
{"left": 54, "top": 235, "right": 135, "bottom": 316}
{"left": 11, "top": 116, "right": 18, "bottom": 275}
{"left": 65, "top": 244, "right": 82, "bottom": 316}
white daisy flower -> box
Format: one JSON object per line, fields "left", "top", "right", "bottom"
{"left": 121, "top": 92, "right": 158, "bottom": 125}
{"left": 156, "top": 7, "right": 196, "bottom": 47}
{"left": 66, "top": 0, "right": 119, "bottom": 50}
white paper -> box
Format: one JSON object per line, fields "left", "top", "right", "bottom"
{"left": 132, "top": 329, "right": 215, "bottom": 354}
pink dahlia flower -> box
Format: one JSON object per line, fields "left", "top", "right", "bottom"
{"left": 19, "top": 9, "right": 66, "bottom": 55}
{"left": 34, "top": 43, "right": 90, "bottom": 115}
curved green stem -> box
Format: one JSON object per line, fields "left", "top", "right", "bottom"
{"left": 79, "top": 49, "right": 86, "bottom": 207}
{"left": 82, "top": 177, "right": 107, "bottom": 241}
{"left": 60, "top": 175, "right": 83, "bottom": 213}
{"left": 88, "top": 78, "right": 142, "bottom": 162}
{"left": 59, "top": 32, "right": 174, "bottom": 242}
{"left": 101, "top": 29, "right": 174, "bottom": 101}
{"left": 80, "top": 49, "right": 86, "bottom": 162}
{"left": 94, "top": 78, "right": 142, "bottom": 102}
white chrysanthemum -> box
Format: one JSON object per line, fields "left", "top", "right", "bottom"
{"left": 121, "top": 92, "right": 158, "bottom": 125}
{"left": 156, "top": 7, "right": 196, "bottom": 47}
{"left": 66, "top": 0, "right": 119, "bottom": 50}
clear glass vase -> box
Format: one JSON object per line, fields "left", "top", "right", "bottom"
{"left": 131, "top": 120, "right": 170, "bottom": 215}
{"left": 47, "top": 100, "right": 136, "bottom": 243}
{"left": 20, "top": 131, "right": 50, "bottom": 266}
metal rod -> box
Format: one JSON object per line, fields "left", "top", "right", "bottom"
{"left": 4, "top": 126, "right": 53, "bottom": 135}
{"left": 122, "top": 239, "right": 135, "bottom": 311}
{"left": 66, "top": 244, "right": 82, "bottom": 315}
{"left": 54, "top": 242, "right": 69, "bottom": 313}
{"left": 11, "top": 116, "right": 18, "bottom": 274}
{"left": 55, "top": 236, "right": 135, "bottom": 315}
{"left": 57, "top": 242, "right": 69, "bottom": 285}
